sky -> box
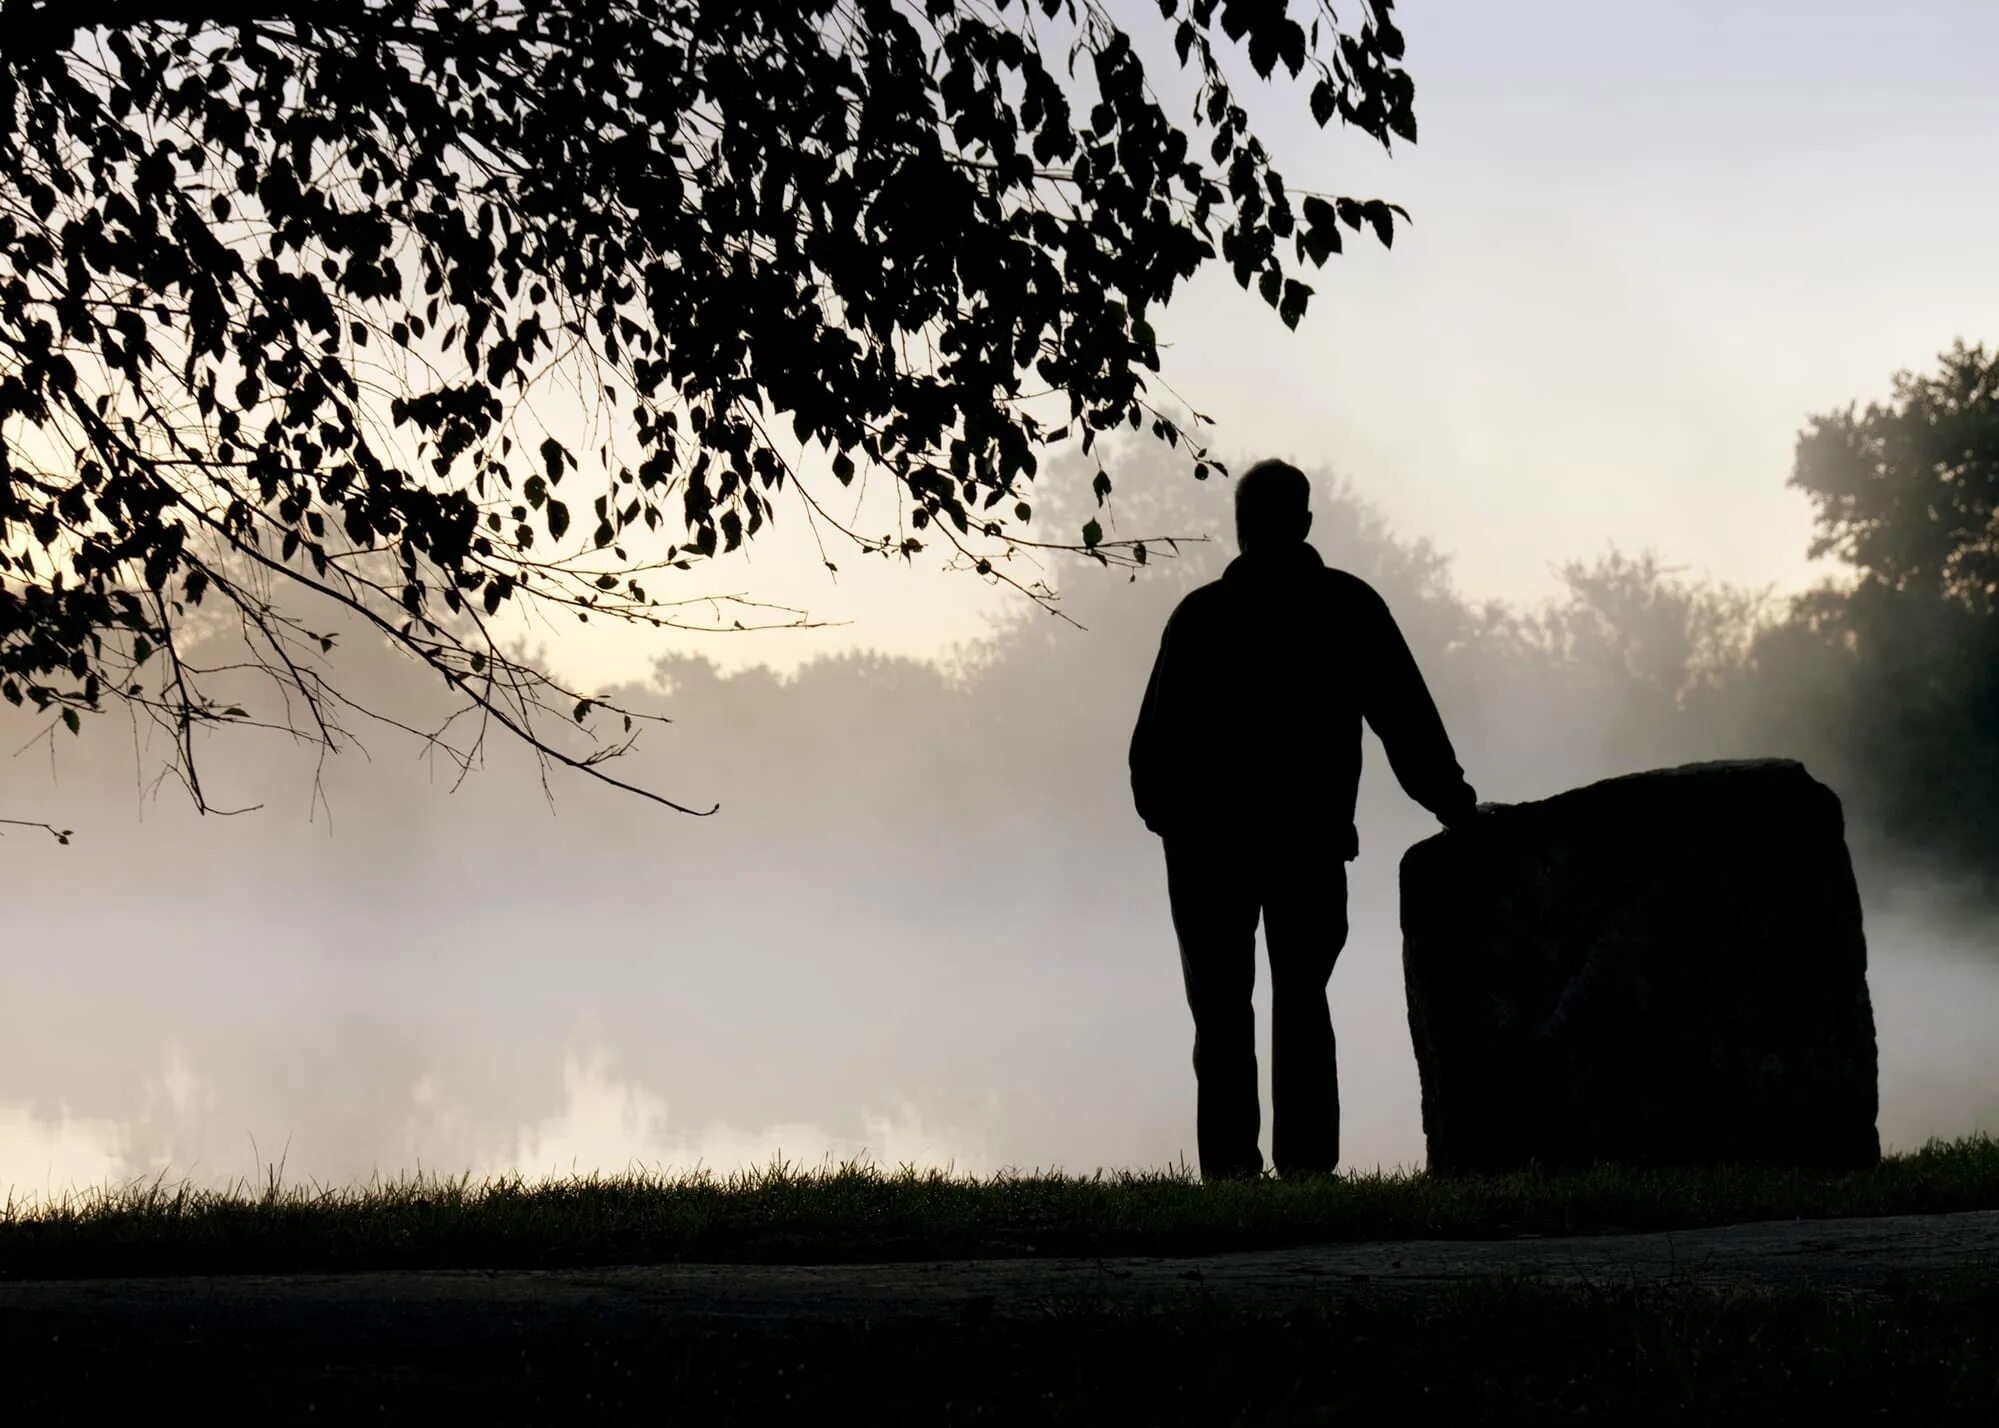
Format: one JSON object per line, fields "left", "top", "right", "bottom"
{"left": 4, "top": 1, "right": 1998, "bottom": 1195}
{"left": 1155, "top": 0, "right": 1999, "bottom": 603}
{"left": 524, "top": 0, "right": 1999, "bottom": 690}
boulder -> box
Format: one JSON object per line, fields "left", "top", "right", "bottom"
{"left": 1401, "top": 759, "right": 1879, "bottom": 1173}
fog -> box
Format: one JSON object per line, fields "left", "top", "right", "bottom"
{"left": 4, "top": 457, "right": 1994, "bottom": 1198}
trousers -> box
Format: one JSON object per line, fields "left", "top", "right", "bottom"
{"left": 1163, "top": 833, "right": 1350, "bottom": 1179}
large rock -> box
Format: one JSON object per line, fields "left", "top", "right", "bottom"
{"left": 1401, "top": 759, "right": 1879, "bottom": 1173}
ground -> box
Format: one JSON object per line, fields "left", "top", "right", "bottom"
{"left": 6, "top": 1141, "right": 1998, "bottom": 1419}
{"left": 5, "top": 1207, "right": 1998, "bottom": 1420}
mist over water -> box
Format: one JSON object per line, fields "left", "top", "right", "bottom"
{"left": 3, "top": 464, "right": 1994, "bottom": 1196}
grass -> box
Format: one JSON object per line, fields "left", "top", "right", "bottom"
{"left": 11, "top": 1140, "right": 1998, "bottom": 1418}
{"left": 4, "top": 1133, "right": 1997, "bottom": 1280}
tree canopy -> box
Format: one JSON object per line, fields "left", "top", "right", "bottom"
{"left": 1792, "top": 341, "right": 1999, "bottom": 614}
{"left": 0, "top": 0, "right": 1417, "bottom": 813}
{"left": 1772, "top": 341, "right": 1999, "bottom": 884}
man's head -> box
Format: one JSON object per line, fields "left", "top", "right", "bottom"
{"left": 1234, "top": 459, "right": 1313, "bottom": 553}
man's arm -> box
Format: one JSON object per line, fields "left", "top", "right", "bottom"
{"left": 1356, "top": 584, "right": 1478, "bottom": 828}
{"left": 1128, "top": 624, "right": 1176, "bottom": 835}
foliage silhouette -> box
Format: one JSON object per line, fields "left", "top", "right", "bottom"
{"left": 1759, "top": 342, "right": 1999, "bottom": 892}
{"left": 0, "top": 0, "right": 1417, "bottom": 812}
{"left": 1793, "top": 342, "right": 1999, "bottom": 612}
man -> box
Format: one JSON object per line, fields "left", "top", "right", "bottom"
{"left": 1129, "top": 459, "right": 1478, "bottom": 1179}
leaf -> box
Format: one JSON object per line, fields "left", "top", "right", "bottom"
{"left": 1309, "top": 79, "right": 1335, "bottom": 127}
{"left": 1247, "top": 29, "right": 1278, "bottom": 78}
{"left": 1093, "top": 470, "right": 1113, "bottom": 505}
{"left": 1361, "top": 199, "right": 1396, "bottom": 248}
{"left": 61, "top": 708, "right": 79, "bottom": 735}
{"left": 1276, "top": 19, "right": 1306, "bottom": 76}
{"left": 1279, "top": 278, "right": 1312, "bottom": 330}
{"left": 1082, "top": 518, "right": 1103, "bottom": 548}
{"left": 547, "top": 499, "right": 570, "bottom": 540}
{"left": 1300, "top": 196, "right": 1342, "bottom": 265}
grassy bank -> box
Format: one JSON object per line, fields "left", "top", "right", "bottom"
{"left": 3, "top": 1134, "right": 1996, "bottom": 1280}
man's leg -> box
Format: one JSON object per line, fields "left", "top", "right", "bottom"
{"left": 1264, "top": 856, "right": 1349, "bottom": 1177}
{"left": 1163, "top": 836, "right": 1263, "bottom": 1179}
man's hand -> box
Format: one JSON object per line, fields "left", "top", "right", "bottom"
{"left": 1437, "top": 785, "right": 1480, "bottom": 832}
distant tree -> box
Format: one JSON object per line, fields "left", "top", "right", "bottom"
{"left": 1772, "top": 342, "right": 1999, "bottom": 885}
{"left": 1534, "top": 552, "right": 1765, "bottom": 710}
{"left": 1487, "top": 344, "right": 1999, "bottom": 889}
{"left": 0, "top": 0, "right": 1417, "bottom": 814}
{"left": 1793, "top": 341, "right": 1999, "bottom": 612}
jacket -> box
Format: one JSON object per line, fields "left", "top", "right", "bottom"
{"left": 1127, "top": 541, "right": 1475, "bottom": 857}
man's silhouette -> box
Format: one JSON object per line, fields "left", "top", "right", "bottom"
{"left": 1129, "top": 460, "right": 1477, "bottom": 1179}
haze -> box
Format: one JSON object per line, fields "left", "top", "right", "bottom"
{"left": 5, "top": 0, "right": 1996, "bottom": 1195}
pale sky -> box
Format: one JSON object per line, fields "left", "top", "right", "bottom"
{"left": 1159, "top": 0, "right": 1999, "bottom": 606}
{"left": 537, "top": 0, "right": 1999, "bottom": 689}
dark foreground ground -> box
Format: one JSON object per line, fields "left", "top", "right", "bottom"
{"left": 6, "top": 1209, "right": 1998, "bottom": 1422}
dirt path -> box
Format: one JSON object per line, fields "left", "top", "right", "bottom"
{"left": 6, "top": 1208, "right": 1997, "bottom": 1332}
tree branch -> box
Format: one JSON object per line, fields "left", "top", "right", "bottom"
{"left": 0, "top": 817, "right": 73, "bottom": 843}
